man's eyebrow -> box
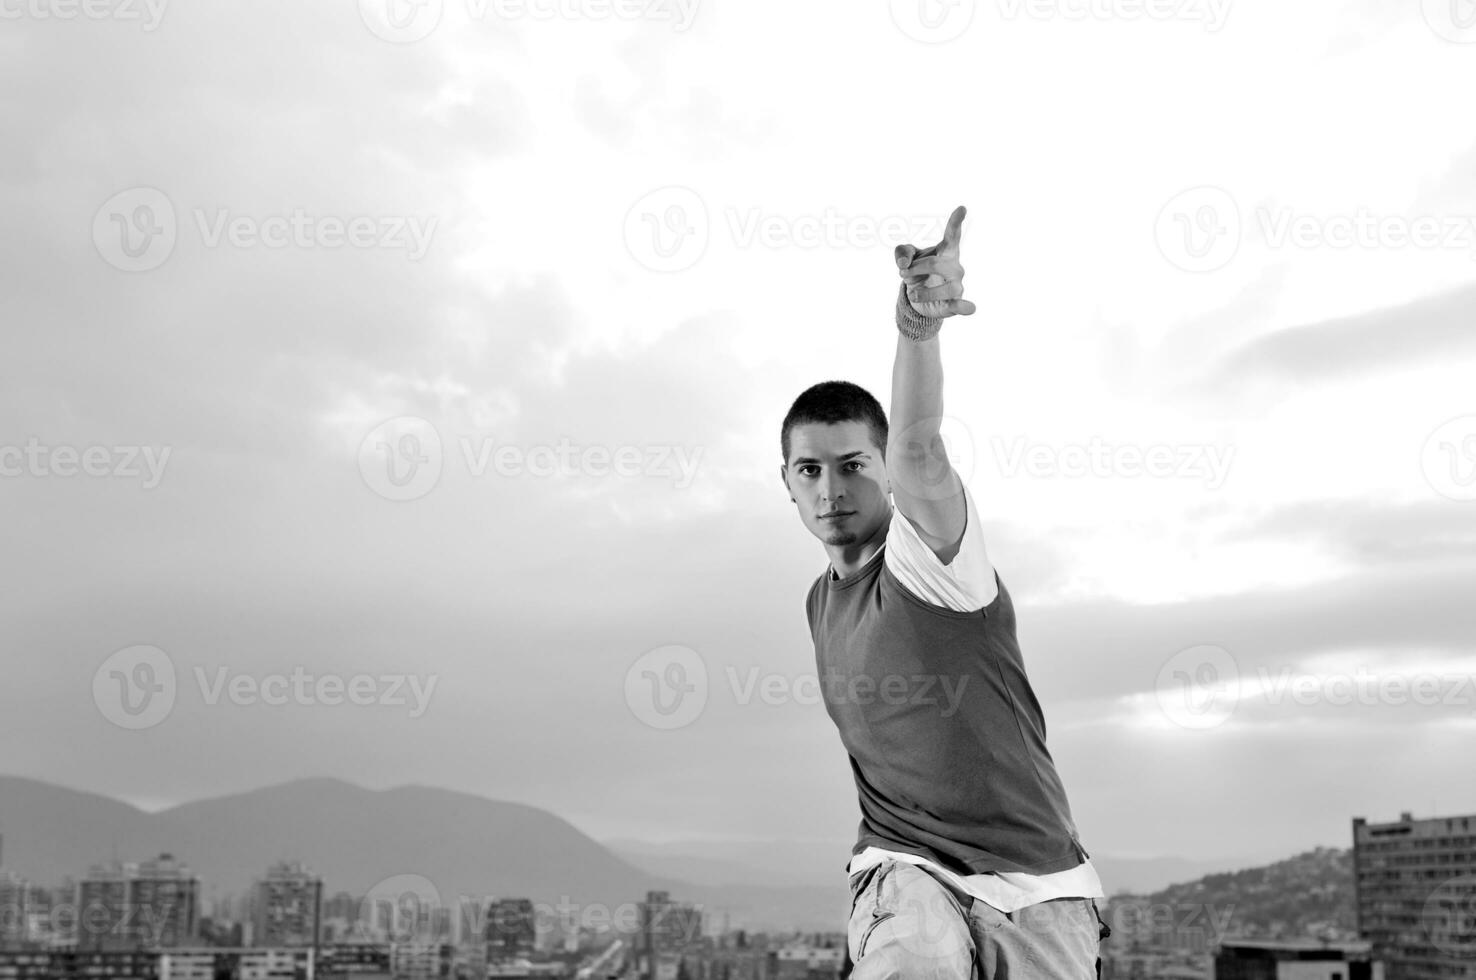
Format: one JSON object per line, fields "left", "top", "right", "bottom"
{"left": 792, "top": 451, "right": 872, "bottom": 466}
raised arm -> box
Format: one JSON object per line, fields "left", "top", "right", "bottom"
{"left": 886, "top": 205, "right": 977, "bottom": 564}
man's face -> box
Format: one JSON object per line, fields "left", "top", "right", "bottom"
{"left": 780, "top": 420, "right": 890, "bottom": 548}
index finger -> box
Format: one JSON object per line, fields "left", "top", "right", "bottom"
{"left": 940, "top": 205, "right": 967, "bottom": 251}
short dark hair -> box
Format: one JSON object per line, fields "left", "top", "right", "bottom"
{"left": 780, "top": 380, "right": 889, "bottom": 466}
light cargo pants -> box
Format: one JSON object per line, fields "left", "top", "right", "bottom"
{"left": 842, "top": 857, "right": 1111, "bottom": 980}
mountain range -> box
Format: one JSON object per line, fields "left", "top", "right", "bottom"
{"left": 0, "top": 775, "right": 1317, "bottom": 933}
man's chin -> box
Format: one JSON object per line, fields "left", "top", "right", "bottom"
{"left": 821, "top": 528, "right": 859, "bottom": 546}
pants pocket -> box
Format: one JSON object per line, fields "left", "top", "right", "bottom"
{"left": 856, "top": 909, "right": 897, "bottom": 959}
{"left": 848, "top": 861, "right": 896, "bottom": 962}
{"left": 1090, "top": 898, "right": 1111, "bottom": 940}
{"left": 1090, "top": 899, "right": 1110, "bottom": 980}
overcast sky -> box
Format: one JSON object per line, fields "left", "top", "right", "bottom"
{"left": 3, "top": 0, "right": 1476, "bottom": 867}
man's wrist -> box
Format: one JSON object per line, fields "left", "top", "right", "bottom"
{"left": 896, "top": 282, "right": 942, "bottom": 342}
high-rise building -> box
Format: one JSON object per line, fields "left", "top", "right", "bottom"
{"left": 0, "top": 870, "right": 37, "bottom": 947}
{"left": 252, "top": 862, "right": 323, "bottom": 948}
{"left": 1353, "top": 810, "right": 1476, "bottom": 980}
{"left": 77, "top": 860, "right": 135, "bottom": 952}
{"left": 636, "top": 892, "right": 702, "bottom": 980}
{"left": 77, "top": 853, "right": 200, "bottom": 951}
{"left": 484, "top": 900, "right": 535, "bottom": 963}
{"left": 324, "top": 893, "right": 358, "bottom": 923}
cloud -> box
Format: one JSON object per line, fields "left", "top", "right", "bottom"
{"left": 1206, "top": 281, "right": 1476, "bottom": 393}
{"left": 1017, "top": 558, "right": 1476, "bottom": 704}
{"left": 1221, "top": 496, "right": 1476, "bottom": 564}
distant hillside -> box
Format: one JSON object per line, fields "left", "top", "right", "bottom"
{"left": 0, "top": 775, "right": 845, "bottom": 932}
{"left": 1103, "top": 845, "right": 1356, "bottom": 948}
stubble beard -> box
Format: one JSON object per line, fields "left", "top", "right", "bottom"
{"left": 822, "top": 526, "right": 859, "bottom": 547}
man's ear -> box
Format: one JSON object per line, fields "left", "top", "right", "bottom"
{"left": 778, "top": 463, "right": 793, "bottom": 501}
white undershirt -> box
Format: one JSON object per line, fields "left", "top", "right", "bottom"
{"left": 832, "top": 485, "right": 1105, "bottom": 913}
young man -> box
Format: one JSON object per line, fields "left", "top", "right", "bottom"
{"left": 779, "top": 207, "right": 1111, "bottom": 980}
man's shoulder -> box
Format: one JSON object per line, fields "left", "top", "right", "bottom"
{"left": 804, "top": 570, "right": 827, "bottom": 626}
{"left": 884, "top": 484, "right": 1000, "bottom": 611}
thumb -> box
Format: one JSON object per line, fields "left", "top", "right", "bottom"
{"left": 894, "top": 243, "right": 918, "bottom": 270}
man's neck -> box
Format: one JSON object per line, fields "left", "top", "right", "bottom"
{"left": 826, "top": 504, "right": 893, "bottom": 580}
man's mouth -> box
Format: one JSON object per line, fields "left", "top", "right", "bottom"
{"left": 819, "top": 511, "right": 854, "bottom": 521}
